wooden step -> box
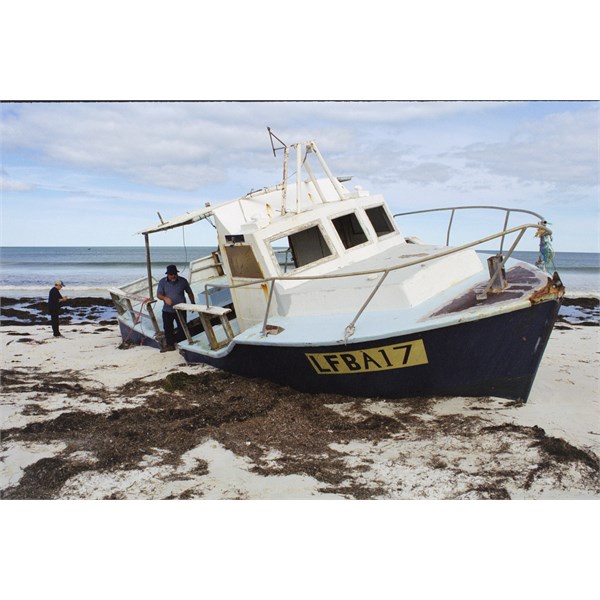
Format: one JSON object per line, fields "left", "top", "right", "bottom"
{"left": 173, "top": 302, "right": 231, "bottom": 316}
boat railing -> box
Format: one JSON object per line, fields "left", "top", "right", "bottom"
{"left": 111, "top": 256, "right": 226, "bottom": 343}
{"left": 393, "top": 205, "right": 547, "bottom": 254}
{"left": 202, "top": 221, "right": 552, "bottom": 341}
{"left": 118, "top": 275, "right": 158, "bottom": 298}
{"left": 109, "top": 283, "right": 162, "bottom": 338}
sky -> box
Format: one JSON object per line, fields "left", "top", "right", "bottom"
{"left": 1, "top": 101, "right": 598, "bottom": 252}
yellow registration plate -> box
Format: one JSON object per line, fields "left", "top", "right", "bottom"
{"left": 306, "top": 339, "right": 428, "bottom": 375}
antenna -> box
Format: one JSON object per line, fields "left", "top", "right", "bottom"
{"left": 267, "top": 127, "right": 287, "bottom": 157}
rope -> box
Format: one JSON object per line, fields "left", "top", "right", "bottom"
{"left": 535, "top": 222, "right": 556, "bottom": 273}
{"left": 122, "top": 298, "right": 152, "bottom": 346}
{"left": 180, "top": 226, "right": 189, "bottom": 276}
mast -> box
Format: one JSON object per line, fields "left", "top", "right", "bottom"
{"left": 295, "top": 142, "right": 304, "bottom": 212}
{"left": 144, "top": 233, "right": 154, "bottom": 300}
{"left": 310, "top": 141, "right": 346, "bottom": 200}
{"left": 267, "top": 129, "right": 348, "bottom": 214}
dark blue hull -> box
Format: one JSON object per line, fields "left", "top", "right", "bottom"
{"left": 179, "top": 299, "right": 561, "bottom": 401}
{"left": 118, "top": 321, "right": 162, "bottom": 349}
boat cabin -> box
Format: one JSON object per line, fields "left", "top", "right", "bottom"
{"left": 204, "top": 142, "right": 483, "bottom": 332}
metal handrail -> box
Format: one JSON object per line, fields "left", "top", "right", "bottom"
{"left": 203, "top": 221, "right": 552, "bottom": 340}
{"left": 393, "top": 205, "right": 547, "bottom": 252}
{"left": 109, "top": 288, "right": 161, "bottom": 338}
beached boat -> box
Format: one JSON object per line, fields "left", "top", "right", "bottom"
{"left": 110, "top": 135, "right": 565, "bottom": 401}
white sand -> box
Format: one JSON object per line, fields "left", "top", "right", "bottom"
{"left": 1, "top": 322, "right": 599, "bottom": 499}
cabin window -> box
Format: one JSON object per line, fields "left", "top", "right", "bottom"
{"left": 365, "top": 205, "right": 395, "bottom": 237}
{"left": 332, "top": 212, "right": 368, "bottom": 249}
{"left": 270, "top": 225, "right": 332, "bottom": 271}
{"left": 225, "top": 245, "right": 264, "bottom": 278}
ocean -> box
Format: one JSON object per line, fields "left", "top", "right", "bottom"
{"left": 0, "top": 246, "right": 599, "bottom": 298}
{"left": 0, "top": 246, "right": 216, "bottom": 297}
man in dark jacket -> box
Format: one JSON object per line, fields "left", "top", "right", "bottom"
{"left": 48, "top": 280, "right": 68, "bottom": 337}
{"left": 156, "top": 265, "right": 195, "bottom": 352}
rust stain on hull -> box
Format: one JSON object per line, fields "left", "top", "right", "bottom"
{"left": 529, "top": 272, "right": 565, "bottom": 305}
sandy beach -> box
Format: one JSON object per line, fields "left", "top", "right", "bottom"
{"left": 1, "top": 296, "right": 598, "bottom": 500}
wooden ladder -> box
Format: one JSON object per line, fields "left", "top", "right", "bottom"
{"left": 174, "top": 303, "right": 234, "bottom": 350}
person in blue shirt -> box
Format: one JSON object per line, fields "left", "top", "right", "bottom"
{"left": 156, "top": 264, "right": 195, "bottom": 352}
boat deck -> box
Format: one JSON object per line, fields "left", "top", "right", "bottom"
{"left": 431, "top": 265, "right": 548, "bottom": 316}
{"left": 178, "top": 257, "right": 557, "bottom": 356}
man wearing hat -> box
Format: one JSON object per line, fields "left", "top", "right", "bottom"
{"left": 156, "top": 265, "right": 195, "bottom": 352}
{"left": 48, "top": 280, "right": 68, "bottom": 337}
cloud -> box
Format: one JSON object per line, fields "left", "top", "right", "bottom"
{"left": 453, "top": 106, "right": 599, "bottom": 187}
{"left": 0, "top": 101, "right": 511, "bottom": 192}
{"left": 0, "top": 178, "right": 32, "bottom": 192}
{"left": 394, "top": 162, "right": 454, "bottom": 184}
{"left": 0, "top": 168, "right": 33, "bottom": 192}
{"left": 2, "top": 101, "right": 597, "bottom": 235}
{"left": 1, "top": 104, "right": 232, "bottom": 191}
{"left": 120, "top": 163, "right": 226, "bottom": 191}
